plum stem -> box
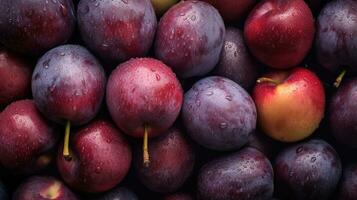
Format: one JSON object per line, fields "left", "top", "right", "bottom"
{"left": 63, "top": 121, "right": 72, "bottom": 161}
{"left": 256, "top": 77, "right": 279, "bottom": 85}
{"left": 334, "top": 69, "right": 347, "bottom": 88}
{"left": 143, "top": 124, "right": 150, "bottom": 167}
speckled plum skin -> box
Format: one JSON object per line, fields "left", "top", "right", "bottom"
{"left": 32, "top": 45, "right": 106, "bottom": 125}
{"left": 315, "top": 0, "right": 357, "bottom": 73}
{"left": 182, "top": 76, "right": 256, "bottom": 151}
{"left": 135, "top": 128, "right": 195, "bottom": 193}
{"left": 77, "top": 0, "right": 157, "bottom": 63}
{"left": 244, "top": 0, "right": 315, "bottom": 69}
{"left": 330, "top": 79, "right": 357, "bottom": 148}
{"left": 197, "top": 147, "right": 274, "bottom": 200}
{"left": 201, "top": 0, "right": 258, "bottom": 22}
{"left": 0, "top": 49, "right": 32, "bottom": 105}
{"left": 0, "top": 100, "right": 57, "bottom": 173}
{"left": 275, "top": 139, "right": 342, "bottom": 200}
{"left": 13, "top": 176, "right": 78, "bottom": 200}
{"left": 155, "top": 1, "right": 225, "bottom": 78}
{"left": 214, "top": 27, "right": 259, "bottom": 90}
{"left": 0, "top": 0, "right": 75, "bottom": 55}
{"left": 57, "top": 120, "right": 132, "bottom": 193}
{"left": 164, "top": 193, "right": 193, "bottom": 200}
{"left": 106, "top": 58, "right": 183, "bottom": 138}
{"left": 94, "top": 187, "right": 138, "bottom": 200}
{"left": 337, "top": 163, "right": 357, "bottom": 200}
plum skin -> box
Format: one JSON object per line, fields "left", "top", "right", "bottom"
{"left": 135, "top": 127, "right": 195, "bottom": 193}
{"left": 106, "top": 58, "right": 183, "bottom": 138}
{"left": 213, "top": 27, "right": 259, "bottom": 90}
{"left": 0, "top": 49, "right": 32, "bottom": 105}
{"left": 315, "top": 0, "right": 357, "bottom": 73}
{"left": 0, "top": 0, "right": 75, "bottom": 55}
{"left": 197, "top": 147, "right": 274, "bottom": 200}
{"left": 32, "top": 44, "right": 106, "bottom": 125}
{"left": 182, "top": 76, "right": 256, "bottom": 151}
{"left": 57, "top": 120, "right": 132, "bottom": 193}
{"left": 155, "top": 0, "right": 225, "bottom": 78}
{"left": 338, "top": 163, "right": 357, "bottom": 200}
{"left": 77, "top": 0, "right": 157, "bottom": 63}
{"left": 329, "top": 78, "right": 357, "bottom": 148}
{"left": 274, "top": 139, "right": 342, "bottom": 200}
{"left": 0, "top": 100, "right": 57, "bottom": 173}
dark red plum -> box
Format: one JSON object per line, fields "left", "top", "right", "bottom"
{"left": 106, "top": 58, "right": 183, "bottom": 166}
{"left": 0, "top": 100, "right": 57, "bottom": 173}
{"left": 182, "top": 76, "right": 256, "bottom": 151}
{"left": 197, "top": 147, "right": 274, "bottom": 200}
{"left": 93, "top": 187, "right": 138, "bottom": 200}
{"left": 155, "top": 1, "right": 225, "bottom": 78}
{"left": 0, "top": 0, "right": 75, "bottom": 55}
{"left": 201, "top": 0, "right": 258, "bottom": 22}
{"left": 164, "top": 193, "right": 193, "bottom": 200}
{"left": 13, "top": 176, "right": 78, "bottom": 200}
{"left": 316, "top": 0, "right": 357, "bottom": 73}
{"left": 244, "top": 0, "right": 315, "bottom": 69}
{"left": 337, "top": 163, "right": 357, "bottom": 200}
{"left": 275, "top": 139, "right": 342, "bottom": 200}
{"left": 32, "top": 44, "right": 106, "bottom": 126}
{"left": 77, "top": 0, "right": 157, "bottom": 63}
{"left": 0, "top": 49, "right": 32, "bottom": 106}
{"left": 330, "top": 78, "right": 357, "bottom": 148}
{"left": 213, "top": 27, "right": 259, "bottom": 90}
{"left": 135, "top": 127, "right": 195, "bottom": 193}
{"left": 57, "top": 120, "right": 132, "bottom": 193}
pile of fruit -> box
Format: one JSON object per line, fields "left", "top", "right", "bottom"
{"left": 0, "top": 0, "right": 356, "bottom": 199}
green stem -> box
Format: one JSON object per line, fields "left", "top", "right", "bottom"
{"left": 334, "top": 69, "right": 347, "bottom": 88}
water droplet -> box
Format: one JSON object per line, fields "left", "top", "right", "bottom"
{"left": 60, "top": 52, "right": 65, "bottom": 56}
{"left": 49, "top": 85, "right": 56, "bottom": 92}
{"left": 296, "top": 146, "right": 303, "bottom": 153}
{"left": 150, "top": 68, "right": 156, "bottom": 72}
{"left": 95, "top": 166, "right": 101, "bottom": 173}
{"left": 155, "top": 74, "right": 161, "bottom": 81}
{"left": 59, "top": 4, "right": 68, "bottom": 16}
{"left": 225, "top": 95, "right": 232, "bottom": 101}
{"left": 219, "top": 122, "right": 228, "bottom": 129}
{"left": 180, "top": 12, "right": 185, "bottom": 16}
{"left": 121, "top": 0, "right": 128, "bottom": 4}
{"left": 94, "top": 2, "right": 100, "bottom": 7}
{"left": 311, "top": 157, "right": 316, "bottom": 162}
{"left": 51, "top": 0, "right": 57, "bottom": 3}
{"left": 195, "top": 100, "right": 201, "bottom": 106}
{"left": 190, "top": 15, "right": 196, "bottom": 21}
{"left": 206, "top": 91, "right": 213, "bottom": 96}
{"left": 43, "top": 59, "right": 50, "bottom": 69}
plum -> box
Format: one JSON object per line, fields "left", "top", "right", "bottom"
{"left": 13, "top": 176, "right": 78, "bottom": 200}
{"left": 57, "top": 120, "right": 132, "bottom": 193}
{"left": 77, "top": 0, "right": 157, "bottom": 63}
{"left": 0, "top": 0, "right": 75, "bottom": 55}
{"left": 0, "top": 100, "right": 57, "bottom": 173}
{"left": 182, "top": 76, "right": 256, "bottom": 151}
{"left": 315, "top": 0, "right": 357, "bottom": 74}
{"left": 244, "top": 0, "right": 315, "bottom": 69}
{"left": 201, "top": 0, "right": 258, "bottom": 22}
{"left": 0, "top": 49, "right": 32, "bottom": 106}
{"left": 155, "top": 0, "right": 225, "bottom": 78}
{"left": 135, "top": 127, "right": 195, "bottom": 193}
{"left": 330, "top": 78, "right": 357, "bottom": 148}
{"left": 106, "top": 58, "right": 183, "bottom": 166}
{"left": 164, "top": 193, "right": 193, "bottom": 200}
{"left": 275, "top": 139, "right": 342, "bottom": 200}
{"left": 213, "top": 27, "right": 259, "bottom": 90}
{"left": 337, "top": 163, "right": 357, "bottom": 200}
{"left": 0, "top": 181, "right": 8, "bottom": 200}
{"left": 93, "top": 187, "right": 138, "bottom": 200}
{"left": 197, "top": 147, "right": 274, "bottom": 200}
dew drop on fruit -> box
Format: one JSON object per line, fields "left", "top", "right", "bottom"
{"left": 59, "top": 4, "right": 68, "bottom": 17}
{"left": 121, "top": 0, "right": 128, "bottom": 4}
{"left": 155, "top": 74, "right": 161, "bottom": 81}
{"left": 219, "top": 122, "right": 228, "bottom": 129}
{"left": 206, "top": 91, "right": 213, "bottom": 96}
{"left": 43, "top": 59, "right": 50, "bottom": 69}
{"left": 311, "top": 157, "right": 316, "bottom": 163}
{"left": 80, "top": 5, "right": 89, "bottom": 14}
{"left": 195, "top": 100, "right": 201, "bottom": 106}
{"left": 95, "top": 166, "right": 101, "bottom": 173}
{"left": 94, "top": 2, "right": 100, "bottom": 7}
{"left": 225, "top": 95, "right": 232, "bottom": 101}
